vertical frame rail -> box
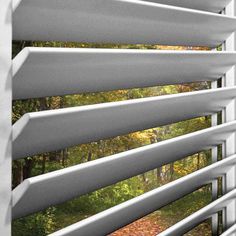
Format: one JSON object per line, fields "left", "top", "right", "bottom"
{"left": 0, "top": 0, "right": 12, "bottom": 235}
{"left": 211, "top": 80, "right": 219, "bottom": 235}
{"left": 223, "top": 0, "right": 236, "bottom": 234}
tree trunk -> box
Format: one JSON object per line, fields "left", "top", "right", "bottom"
{"left": 87, "top": 151, "right": 92, "bottom": 162}
{"left": 170, "top": 163, "right": 174, "bottom": 181}
{"left": 41, "top": 154, "right": 46, "bottom": 174}
{"left": 23, "top": 158, "right": 33, "bottom": 179}
{"left": 13, "top": 161, "right": 23, "bottom": 187}
{"left": 197, "top": 153, "right": 201, "bottom": 170}
{"left": 62, "top": 148, "right": 68, "bottom": 167}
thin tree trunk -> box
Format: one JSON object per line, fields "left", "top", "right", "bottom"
{"left": 142, "top": 173, "right": 147, "bottom": 183}
{"left": 156, "top": 168, "right": 160, "bottom": 181}
{"left": 41, "top": 154, "right": 46, "bottom": 174}
{"left": 87, "top": 151, "right": 92, "bottom": 162}
{"left": 197, "top": 153, "right": 201, "bottom": 170}
{"left": 23, "top": 158, "right": 33, "bottom": 179}
{"left": 13, "top": 161, "right": 23, "bottom": 187}
{"left": 62, "top": 148, "right": 68, "bottom": 167}
{"left": 170, "top": 163, "right": 174, "bottom": 181}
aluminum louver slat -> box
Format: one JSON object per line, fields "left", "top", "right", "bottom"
{"left": 13, "top": 48, "right": 236, "bottom": 99}
{"left": 221, "top": 224, "right": 236, "bottom": 236}
{"left": 146, "top": 0, "right": 232, "bottom": 13}
{"left": 13, "top": 87, "right": 236, "bottom": 159}
{"left": 47, "top": 155, "right": 236, "bottom": 236}
{"left": 12, "top": 121, "right": 236, "bottom": 219}
{"left": 13, "top": 0, "right": 236, "bottom": 47}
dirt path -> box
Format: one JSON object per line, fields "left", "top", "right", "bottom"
{"left": 110, "top": 216, "right": 164, "bottom": 236}
{"left": 109, "top": 214, "right": 211, "bottom": 236}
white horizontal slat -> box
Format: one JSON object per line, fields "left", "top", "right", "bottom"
{"left": 13, "top": 48, "right": 236, "bottom": 99}
{"left": 221, "top": 224, "right": 236, "bottom": 236}
{"left": 13, "top": 87, "right": 236, "bottom": 159}
{"left": 159, "top": 189, "right": 236, "bottom": 236}
{"left": 47, "top": 155, "right": 236, "bottom": 236}
{"left": 13, "top": 0, "right": 236, "bottom": 47}
{"left": 12, "top": 121, "right": 236, "bottom": 219}
{"left": 146, "top": 0, "right": 232, "bottom": 13}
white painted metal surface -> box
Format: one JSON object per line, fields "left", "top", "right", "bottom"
{"left": 221, "top": 224, "right": 236, "bottom": 236}
{"left": 48, "top": 155, "right": 236, "bottom": 236}
{"left": 13, "top": 87, "right": 236, "bottom": 159}
{"left": 146, "top": 0, "right": 232, "bottom": 13}
{"left": 13, "top": 48, "right": 236, "bottom": 99}
{"left": 13, "top": 0, "right": 236, "bottom": 47}
{"left": 0, "top": 0, "right": 12, "bottom": 235}
{"left": 211, "top": 79, "right": 219, "bottom": 235}
{"left": 223, "top": 1, "right": 236, "bottom": 233}
{"left": 12, "top": 121, "right": 236, "bottom": 219}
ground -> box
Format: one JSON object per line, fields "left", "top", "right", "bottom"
{"left": 110, "top": 215, "right": 168, "bottom": 236}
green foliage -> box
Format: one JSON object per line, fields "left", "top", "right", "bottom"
{"left": 57, "top": 177, "right": 144, "bottom": 215}
{"left": 160, "top": 186, "right": 211, "bottom": 220}
{"left": 13, "top": 208, "right": 56, "bottom": 236}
